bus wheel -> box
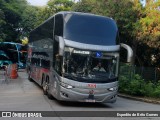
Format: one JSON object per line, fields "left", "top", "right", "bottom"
{"left": 42, "top": 80, "right": 48, "bottom": 95}
{"left": 28, "top": 71, "right": 33, "bottom": 82}
{"left": 47, "top": 91, "right": 53, "bottom": 99}
{"left": 47, "top": 85, "right": 53, "bottom": 99}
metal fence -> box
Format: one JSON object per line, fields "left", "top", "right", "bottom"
{"left": 119, "top": 63, "right": 160, "bottom": 83}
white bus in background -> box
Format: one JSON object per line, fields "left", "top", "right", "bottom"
{"left": 27, "top": 12, "right": 133, "bottom": 103}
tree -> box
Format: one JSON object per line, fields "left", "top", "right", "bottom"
{"left": 46, "top": 0, "right": 74, "bottom": 16}
{"left": 0, "top": 9, "right": 6, "bottom": 42}
{"left": 20, "top": 5, "right": 40, "bottom": 37}
{"left": 34, "top": 0, "right": 75, "bottom": 27}
{"left": 0, "top": 0, "right": 6, "bottom": 41}
{"left": 0, "top": 0, "right": 28, "bottom": 42}
{"left": 72, "top": 0, "right": 96, "bottom": 13}
{"left": 95, "top": 0, "right": 142, "bottom": 44}
{"left": 136, "top": 0, "right": 160, "bottom": 66}
{"left": 35, "top": 6, "right": 52, "bottom": 27}
{"left": 137, "top": 0, "right": 160, "bottom": 47}
{"left": 0, "top": 0, "right": 75, "bottom": 42}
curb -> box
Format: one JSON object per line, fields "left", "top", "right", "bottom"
{"left": 118, "top": 94, "right": 160, "bottom": 104}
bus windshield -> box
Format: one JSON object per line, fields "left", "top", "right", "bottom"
{"left": 62, "top": 47, "right": 119, "bottom": 83}
{"left": 64, "top": 14, "right": 119, "bottom": 45}
{"left": 20, "top": 51, "right": 27, "bottom": 64}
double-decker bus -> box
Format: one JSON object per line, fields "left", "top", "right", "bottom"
{"left": 27, "top": 12, "right": 133, "bottom": 103}
{"left": 0, "top": 42, "right": 27, "bottom": 68}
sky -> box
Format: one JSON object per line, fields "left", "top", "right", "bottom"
{"left": 140, "top": 0, "right": 146, "bottom": 7}
{"left": 27, "top": 0, "right": 49, "bottom": 6}
{"left": 27, "top": 0, "right": 79, "bottom": 6}
{"left": 27, "top": 0, "right": 145, "bottom": 7}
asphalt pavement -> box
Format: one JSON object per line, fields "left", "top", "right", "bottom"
{"left": 0, "top": 70, "right": 160, "bottom": 120}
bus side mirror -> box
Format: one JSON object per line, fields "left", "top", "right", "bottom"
{"left": 55, "top": 36, "right": 65, "bottom": 56}
{"left": 120, "top": 43, "right": 133, "bottom": 64}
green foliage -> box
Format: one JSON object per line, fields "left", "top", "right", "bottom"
{"left": 0, "top": 9, "right": 6, "bottom": 42}
{"left": 144, "top": 81, "right": 155, "bottom": 97}
{"left": 0, "top": 0, "right": 28, "bottom": 42}
{"left": 137, "top": 1, "right": 160, "bottom": 44}
{"left": 47, "top": 0, "right": 74, "bottom": 15}
{"left": 128, "top": 75, "right": 146, "bottom": 96}
{"left": 32, "top": 7, "right": 52, "bottom": 27}
{"left": 20, "top": 5, "right": 40, "bottom": 37}
{"left": 119, "top": 74, "right": 160, "bottom": 98}
{"left": 34, "top": 0, "right": 75, "bottom": 27}
{"left": 119, "top": 76, "right": 130, "bottom": 93}
{"left": 152, "top": 81, "right": 160, "bottom": 97}
{"left": 0, "top": 9, "right": 5, "bottom": 25}
{"left": 0, "top": 0, "right": 75, "bottom": 42}
{"left": 119, "top": 74, "right": 145, "bottom": 96}
{"left": 135, "top": 0, "right": 160, "bottom": 67}
{"left": 72, "top": 0, "right": 96, "bottom": 13}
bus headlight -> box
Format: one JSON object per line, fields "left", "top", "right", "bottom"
{"left": 60, "top": 82, "right": 74, "bottom": 89}
{"left": 108, "top": 86, "right": 118, "bottom": 91}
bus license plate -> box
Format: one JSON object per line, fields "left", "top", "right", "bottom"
{"left": 85, "top": 99, "right": 96, "bottom": 103}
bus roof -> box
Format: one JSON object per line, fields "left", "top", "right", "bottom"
{"left": 29, "top": 11, "right": 119, "bottom": 47}
{"left": 0, "top": 42, "right": 23, "bottom": 45}
{"left": 31, "top": 11, "right": 115, "bottom": 33}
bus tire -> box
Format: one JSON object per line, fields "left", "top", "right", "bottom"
{"left": 42, "top": 79, "right": 48, "bottom": 95}
{"left": 46, "top": 76, "right": 53, "bottom": 99}
{"left": 28, "top": 71, "right": 33, "bottom": 82}
{"left": 47, "top": 92, "right": 53, "bottom": 99}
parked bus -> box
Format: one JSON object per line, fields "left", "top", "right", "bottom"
{"left": 27, "top": 12, "right": 133, "bottom": 103}
{"left": 0, "top": 50, "right": 12, "bottom": 69}
{"left": 0, "top": 42, "right": 27, "bottom": 69}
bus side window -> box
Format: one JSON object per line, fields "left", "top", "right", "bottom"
{"left": 31, "top": 58, "right": 39, "bottom": 66}
{"left": 54, "top": 14, "right": 63, "bottom": 57}
{"left": 53, "top": 14, "right": 63, "bottom": 74}
{"left": 37, "top": 58, "right": 40, "bottom": 66}
{"left": 41, "top": 59, "right": 50, "bottom": 68}
{"left": 31, "top": 58, "right": 35, "bottom": 65}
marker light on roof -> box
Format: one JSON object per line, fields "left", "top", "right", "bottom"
{"left": 96, "top": 52, "right": 102, "bottom": 57}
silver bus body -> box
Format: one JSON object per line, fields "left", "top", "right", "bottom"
{"left": 27, "top": 12, "right": 133, "bottom": 103}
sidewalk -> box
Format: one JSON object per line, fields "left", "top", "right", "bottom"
{"left": 118, "top": 93, "right": 160, "bottom": 104}
{"left": 0, "top": 69, "right": 25, "bottom": 85}
{"left": 0, "top": 70, "right": 7, "bottom": 84}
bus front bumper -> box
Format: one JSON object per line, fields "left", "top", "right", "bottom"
{"left": 58, "top": 86, "right": 117, "bottom": 103}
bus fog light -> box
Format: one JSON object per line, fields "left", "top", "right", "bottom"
{"left": 67, "top": 85, "right": 73, "bottom": 89}
{"left": 61, "top": 91, "right": 69, "bottom": 97}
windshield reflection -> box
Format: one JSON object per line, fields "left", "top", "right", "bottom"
{"left": 20, "top": 51, "right": 27, "bottom": 64}
{"left": 62, "top": 49, "right": 119, "bottom": 83}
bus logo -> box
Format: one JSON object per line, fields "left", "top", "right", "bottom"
{"left": 2, "top": 112, "right": 11, "bottom": 117}
{"left": 88, "top": 84, "right": 96, "bottom": 88}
